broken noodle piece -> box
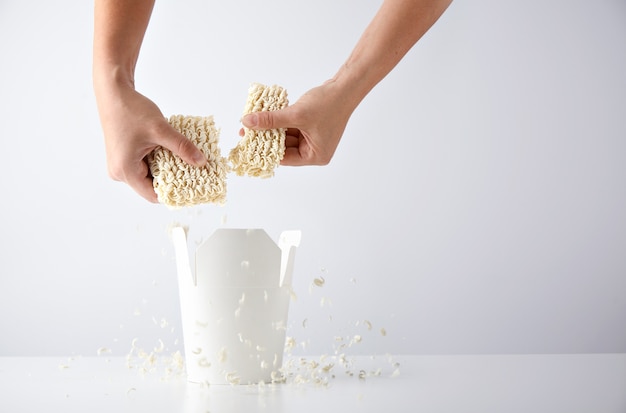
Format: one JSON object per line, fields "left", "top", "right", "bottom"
{"left": 148, "top": 115, "right": 228, "bottom": 208}
{"left": 229, "top": 83, "right": 289, "bottom": 178}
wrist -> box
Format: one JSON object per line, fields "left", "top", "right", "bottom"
{"left": 93, "top": 61, "right": 135, "bottom": 94}
{"left": 93, "top": 61, "right": 137, "bottom": 116}
{"left": 328, "top": 61, "right": 377, "bottom": 115}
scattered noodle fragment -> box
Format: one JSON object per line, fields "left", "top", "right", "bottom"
{"left": 273, "top": 320, "right": 286, "bottom": 331}
{"left": 226, "top": 372, "right": 241, "bottom": 385}
{"left": 97, "top": 347, "right": 111, "bottom": 356}
{"left": 172, "top": 351, "right": 185, "bottom": 371}
{"left": 285, "top": 336, "right": 297, "bottom": 352}
{"left": 348, "top": 335, "right": 363, "bottom": 348}
{"left": 218, "top": 347, "right": 228, "bottom": 363}
{"left": 196, "top": 320, "right": 209, "bottom": 328}
{"left": 271, "top": 370, "right": 286, "bottom": 384}
{"left": 148, "top": 115, "right": 228, "bottom": 208}
{"left": 229, "top": 83, "right": 289, "bottom": 178}
{"left": 309, "top": 277, "right": 325, "bottom": 294}
{"left": 321, "top": 363, "right": 334, "bottom": 373}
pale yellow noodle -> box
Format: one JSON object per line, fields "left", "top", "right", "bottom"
{"left": 148, "top": 115, "right": 228, "bottom": 208}
{"left": 229, "top": 83, "right": 289, "bottom": 178}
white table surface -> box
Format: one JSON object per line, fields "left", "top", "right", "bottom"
{"left": 1, "top": 354, "right": 624, "bottom": 413}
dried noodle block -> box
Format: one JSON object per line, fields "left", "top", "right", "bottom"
{"left": 229, "top": 83, "right": 289, "bottom": 178}
{"left": 148, "top": 115, "right": 228, "bottom": 208}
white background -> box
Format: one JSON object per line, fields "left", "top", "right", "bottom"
{"left": 0, "top": 0, "right": 624, "bottom": 357}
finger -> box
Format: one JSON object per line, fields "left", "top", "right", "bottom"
{"left": 134, "top": 176, "right": 159, "bottom": 203}
{"left": 157, "top": 126, "right": 207, "bottom": 167}
{"left": 125, "top": 162, "right": 159, "bottom": 203}
{"left": 242, "top": 106, "right": 295, "bottom": 130}
{"left": 281, "top": 147, "right": 306, "bottom": 166}
{"left": 285, "top": 127, "right": 300, "bottom": 136}
{"left": 284, "top": 135, "right": 299, "bottom": 148}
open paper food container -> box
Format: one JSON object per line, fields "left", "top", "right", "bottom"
{"left": 171, "top": 227, "right": 301, "bottom": 384}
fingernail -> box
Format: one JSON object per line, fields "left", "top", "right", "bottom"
{"left": 245, "top": 113, "right": 258, "bottom": 127}
{"left": 193, "top": 152, "right": 206, "bottom": 166}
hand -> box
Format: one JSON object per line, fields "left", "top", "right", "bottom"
{"left": 240, "top": 80, "right": 354, "bottom": 166}
{"left": 97, "top": 85, "right": 207, "bottom": 202}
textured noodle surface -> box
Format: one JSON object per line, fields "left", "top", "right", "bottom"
{"left": 229, "top": 83, "right": 289, "bottom": 178}
{"left": 148, "top": 115, "right": 228, "bottom": 208}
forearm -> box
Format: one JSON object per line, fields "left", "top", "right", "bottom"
{"left": 93, "top": 0, "right": 155, "bottom": 96}
{"left": 332, "top": 0, "right": 452, "bottom": 111}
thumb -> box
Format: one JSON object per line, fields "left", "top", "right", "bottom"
{"left": 242, "top": 107, "right": 293, "bottom": 130}
{"left": 158, "top": 126, "right": 207, "bottom": 167}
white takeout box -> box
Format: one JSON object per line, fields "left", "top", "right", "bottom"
{"left": 171, "top": 227, "right": 301, "bottom": 384}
